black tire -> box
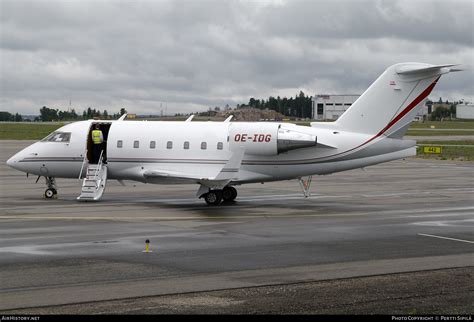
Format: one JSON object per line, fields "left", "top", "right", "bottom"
{"left": 222, "top": 186, "right": 237, "bottom": 202}
{"left": 204, "top": 190, "right": 223, "bottom": 205}
{"left": 44, "top": 188, "right": 56, "bottom": 199}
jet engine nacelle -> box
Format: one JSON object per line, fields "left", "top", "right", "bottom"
{"left": 229, "top": 123, "right": 317, "bottom": 156}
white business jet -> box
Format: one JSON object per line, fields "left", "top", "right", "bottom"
{"left": 7, "top": 63, "right": 460, "bottom": 205}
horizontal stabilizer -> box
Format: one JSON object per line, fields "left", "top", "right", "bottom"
{"left": 396, "top": 64, "right": 459, "bottom": 75}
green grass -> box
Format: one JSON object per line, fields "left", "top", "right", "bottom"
{"left": 0, "top": 123, "right": 64, "bottom": 140}
{"left": 417, "top": 140, "right": 474, "bottom": 146}
{"left": 405, "top": 130, "right": 474, "bottom": 136}
{"left": 416, "top": 140, "right": 474, "bottom": 161}
{"left": 416, "top": 146, "right": 474, "bottom": 161}
{"left": 409, "top": 121, "right": 474, "bottom": 129}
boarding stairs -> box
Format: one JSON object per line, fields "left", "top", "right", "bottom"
{"left": 77, "top": 151, "right": 107, "bottom": 201}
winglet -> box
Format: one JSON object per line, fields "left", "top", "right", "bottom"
{"left": 117, "top": 114, "right": 128, "bottom": 121}
{"left": 195, "top": 147, "right": 245, "bottom": 193}
{"left": 214, "top": 147, "right": 245, "bottom": 181}
{"left": 185, "top": 115, "right": 195, "bottom": 122}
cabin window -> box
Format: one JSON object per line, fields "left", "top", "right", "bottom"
{"left": 150, "top": 141, "right": 156, "bottom": 149}
{"left": 133, "top": 140, "right": 139, "bottom": 148}
{"left": 217, "top": 142, "right": 223, "bottom": 150}
{"left": 201, "top": 142, "right": 207, "bottom": 150}
{"left": 183, "top": 141, "right": 190, "bottom": 149}
{"left": 117, "top": 140, "right": 123, "bottom": 148}
{"left": 41, "top": 132, "right": 71, "bottom": 143}
{"left": 167, "top": 141, "right": 173, "bottom": 149}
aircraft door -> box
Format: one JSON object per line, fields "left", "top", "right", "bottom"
{"left": 87, "top": 122, "right": 112, "bottom": 163}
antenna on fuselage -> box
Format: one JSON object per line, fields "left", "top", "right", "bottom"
{"left": 185, "top": 115, "right": 195, "bottom": 122}
{"left": 224, "top": 115, "right": 233, "bottom": 122}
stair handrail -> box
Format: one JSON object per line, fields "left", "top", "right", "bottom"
{"left": 93, "top": 150, "right": 104, "bottom": 182}
{"left": 78, "top": 150, "right": 88, "bottom": 179}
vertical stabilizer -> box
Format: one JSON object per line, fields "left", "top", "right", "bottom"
{"left": 335, "top": 63, "right": 458, "bottom": 137}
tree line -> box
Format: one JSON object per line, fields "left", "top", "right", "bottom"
{"left": 0, "top": 112, "right": 23, "bottom": 122}
{"left": 0, "top": 107, "right": 128, "bottom": 122}
{"left": 38, "top": 106, "right": 128, "bottom": 122}
{"left": 238, "top": 91, "right": 313, "bottom": 119}
{"left": 1, "top": 92, "right": 314, "bottom": 122}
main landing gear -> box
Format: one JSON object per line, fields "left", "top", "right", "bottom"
{"left": 44, "top": 176, "right": 58, "bottom": 199}
{"left": 201, "top": 186, "right": 237, "bottom": 206}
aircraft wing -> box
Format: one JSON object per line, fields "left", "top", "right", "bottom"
{"left": 142, "top": 147, "right": 245, "bottom": 189}
{"left": 143, "top": 169, "right": 209, "bottom": 182}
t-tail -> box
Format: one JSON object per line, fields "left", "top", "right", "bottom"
{"left": 336, "top": 63, "right": 461, "bottom": 138}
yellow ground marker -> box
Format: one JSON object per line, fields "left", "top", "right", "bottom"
{"left": 142, "top": 239, "right": 152, "bottom": 253}
{"left": 423, "top": 146, "right": 442, "bottom": 154}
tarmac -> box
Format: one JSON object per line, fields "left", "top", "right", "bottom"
{"left": 0, "top": 140, "right": 473, "bottom": 314}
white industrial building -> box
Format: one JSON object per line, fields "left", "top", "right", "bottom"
{"left": 311, "top": 94, "right": 359, "bottom": 120}
{"left": 312, "top": 94, "right": 430, "bottom": 121}
{"left": 456, "top": 103, "right": 474, "bottom": 119}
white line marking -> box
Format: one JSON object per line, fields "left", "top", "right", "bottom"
{"left": 418, "top": 233, "right": 474, "bottom": 244}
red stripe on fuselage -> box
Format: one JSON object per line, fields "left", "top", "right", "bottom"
{"left": 375, "top": 76, "right": 440, "bottom": 139}
{"left": 344, "top": 76, "right": 441, "bottom": 154}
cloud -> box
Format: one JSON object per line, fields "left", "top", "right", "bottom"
{"left": 0, "top": 0, "right": 472, "bottom": 115}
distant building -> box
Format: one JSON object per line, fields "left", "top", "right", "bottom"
{"left": 413, "top": 99, "right": 430, "bottom": 122}
{"left": 456, "top": 103, "right": 474, "bottom": 119}
{"left": 432, "top": 102, "right": 451, "bottom": 111}
{"left": 311, "top": 94, "right": 359, "bottom": 120}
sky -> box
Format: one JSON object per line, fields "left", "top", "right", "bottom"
{"left": 1, "top": 0, "right": 473, "bottom": 115}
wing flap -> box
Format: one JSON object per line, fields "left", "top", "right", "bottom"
{"left": 143, "top": 169, "right": 206, "bottom": 181}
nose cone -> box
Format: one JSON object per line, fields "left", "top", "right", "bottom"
{"left": 7, "top": 142, "right": 42, "bottom": 173}
{"left": 6, "top": 153, "right": 20, "bottom": 170}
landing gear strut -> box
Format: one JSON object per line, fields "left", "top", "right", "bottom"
{"left": 201, "top": 186, "right": 238, "bottom": 205}
{"left": 44, "top": 177, "right": 57, "bottom": 199}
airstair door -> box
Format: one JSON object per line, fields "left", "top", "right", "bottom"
{"left": 77, "top": 159, "right": 107, "bottom": 201}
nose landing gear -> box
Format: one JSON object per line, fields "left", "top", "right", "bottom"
{"left": 44, "top": 177, "right": 58, "bottom": 199}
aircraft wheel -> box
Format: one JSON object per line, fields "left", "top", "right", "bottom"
{"left": 44, "top": 188, "right": 57, "bottom": 199}
{"left": 222, "top": 186, "right": 237, "bottom": 202}
{"left": 204, "top": 190, "right": 222, "bottom": 205}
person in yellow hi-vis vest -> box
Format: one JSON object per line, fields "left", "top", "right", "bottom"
{"left": 91, "top": 124, "right": 104, "bottom": 164}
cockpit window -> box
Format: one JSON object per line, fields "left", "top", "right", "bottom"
{"left": 41, "top": 131, "right": 71, "bottom": 142}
